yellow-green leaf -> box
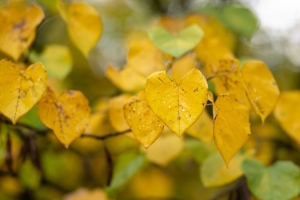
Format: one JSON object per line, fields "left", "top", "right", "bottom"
{"left": 29, "top": 44, "right": 72, "bottom": 79}
{"left": 58, "top": 1, "right": 102, "bottom": 56}
{"left": 145, "top": 68, "right": 208, "bottom": 136}
{"left": 241, "top": 60, "right": 280, "bottom": 123}
{"left": 0, "top": 59, "right": 47, "bottom": 124}
{"left": 273, "top": 91, "right": 300, "bottom": 145}
{"left": 124, "top": 90, "right": 164, "bottom": 148}
{"left": 38, "top": 88, "right": 90, "bottom": 148}
{"left": 201, "top": 151, "right": 252, "bottom": 187}
{"left": 213, "top": 93, "right": 250, "bottom": 167}
{"left": 149, "top": 24, "right": 204, "bottom": 58}
{"left": 0, "top": 1, "right": 44, "bottom": 60}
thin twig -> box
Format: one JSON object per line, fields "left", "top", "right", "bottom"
{"left": 1, "top": 116, "right": 131, "bottom": 140}
{"left": 81, "top": 129, "right": 131, "bottom": 140}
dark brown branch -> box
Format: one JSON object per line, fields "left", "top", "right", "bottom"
{"left": 81, "top": 129, "right": 131, "bottom": 140}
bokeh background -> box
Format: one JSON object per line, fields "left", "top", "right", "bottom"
{"left": 0, "top": 0, "right": 300, "bottom": 200}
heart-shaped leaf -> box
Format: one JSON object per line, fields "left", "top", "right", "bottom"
{"left": 149, "top": 24, "right": 204, "bottom": 58}
{"left": 242, "top": 159, "right": 300, "bottom": 200}
{"left": 145, "top": 68, "right": 208, "bottom": 136}
{"left": 38, "top": 88, "right": 90, "bottom": 147}
{"left": 0, "top": 59, "right": 47, "bottom": 124}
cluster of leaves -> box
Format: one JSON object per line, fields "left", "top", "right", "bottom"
{"left": 1, "top": 0, "right": 300, "bottom": 200}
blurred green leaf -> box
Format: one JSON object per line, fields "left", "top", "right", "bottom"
{"left": 18, "top": 105, "right": 46, "bottom": 131}
{"left": 149, "top": 24, "right": 204, "bottom": 58}
{"left": 106, "top": 151, "right": 146, "bottom": 197}
{"left": 29, "top": 44, "right": 73, "bottom": 79}
{"left": 220, "top": 3, "right": 258, "bottom": 38}
{"left": 42, "top": 149, "right": 84, "bottom": 191}
{"left": 201, "top": 151, "right": 249, "bottom": 187}
{"left": 18, "top": 159, "right": 41, "bottom": 190}
{"left": 242, "top": 159, "right": 300, "bottom": 200}
{"left": 184, "top": 138, "right": 216, "bottom": 164}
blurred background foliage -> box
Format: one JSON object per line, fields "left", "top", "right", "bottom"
{"left": 0, "top": 0, "right": 300, "bottom": 199}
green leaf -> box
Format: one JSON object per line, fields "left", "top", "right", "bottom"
{"left": 19, "top": 159, "right": 41, "bottom": 190}
{"left": 220, "top": 3, "right": 258, "bottom": 38}
{"left": 18, "top": 105, "right": 47, "bottom": 131}
{"left": 29, "top": 44, "right": 73, "bottom": 79}
{"left": 185, "top": 138, "right": 216, "bottom": 164}
{"left": 201, "top": 151, "right": 249, "bottom": 187}
{"left": 149, "top": 24, "right": 204, "bottom": 58}
{"left": 242, "top": 159, "right": 300, "bottom": 200}
{"left": 42, "top": 150, "right": 84, "bottom": 191}
{"left": 106, "top": 151, "right": 146, "bottom": 197}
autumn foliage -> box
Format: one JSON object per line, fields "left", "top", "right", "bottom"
{"left": 0, "top": 0, "right": 299, "bottom": 200}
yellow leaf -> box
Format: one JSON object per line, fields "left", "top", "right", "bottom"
{"left": 185, "top": 14, "right": 235, "bottom": 75}
{"left": 145, "top": 68, "right": 208, "bottom": 136}
{"left": 38, "top": 88, "right": 90, "bottom": 148}
{"left": 273, "top": 91, "right": 300, "bottom": 145}
{"left": 0, "top": 59, "right": 47, "bottom": 124}
{"left": 201, "top": 151, "right": 253, "bottom": 187}
{"left": 210, "top": 58, "right": 250, "bottom": 108}
{"left": 0, "top": 1, "right": 44, "bottom": 60}
{"left": 144, "top": 132, "right": 184, "bottom": 166}
{"left": 106, "top": 65, "right": 146, "bottom": 93}
{"left": 58, "top": 1, "right": 102, "bottom": 56}
{"left": 85, "top": 98, "right": 114, "bottom": 136}
{"left": 186, "top": 109, "right": 213, "bottom": 143}
{"left": 241, "top": 60, "right": 280, "bottom": 122}
{"left": 213, "top": 93, "right": 250, "bottom": 167}
{"left": 124, "top": 91, "right": 164, "bottom": 148}
{"left": 127, "top": 38, "right": 167, "bottom": 77}
{"left": 109, "top": 94, "right": 131, "bottom": 132}
{"left": 167, "top": 53, "right": 197, "bottom": 83}
{"left": 64, "top": 188, "right": 107, "bottom": 200}
{"left": 129, "top": 167, "right": 173, "bottom": 198}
